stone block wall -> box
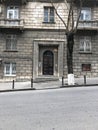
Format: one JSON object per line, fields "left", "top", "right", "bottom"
{"left": 0, "top": 29, "right": 98, "bottom": 81}
{"left": 0, "top": 1, "right": 98, "bottom": 81}
{"left": 0, "top": 30, "right": 65, "bottom": 81}
{"left": 20, "top": 2, "right": 67, "bottom": 29}
{"left": 73, "top": 32, "right": 98, "bottom": 78}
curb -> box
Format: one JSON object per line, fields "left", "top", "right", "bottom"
{"left": 0, "top": 86, "right": 61, "bottom": 93}
{"left": 0, "top": 84, "right": 98, "bottom": 93}
{"left": 60, "top": 84, "right": 98, "bottom": 88}
{"left": 0, "top": 88, "right": 36, "bottom": 93}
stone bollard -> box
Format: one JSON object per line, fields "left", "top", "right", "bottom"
{"left": 68, "top": 74, "right": 75, "bottom": 85}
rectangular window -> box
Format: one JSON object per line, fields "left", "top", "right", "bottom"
{"left": 6, "top": 35, "right": 17, "bottom": 51}
{"left": 80, "top": 8, "right": 91, "bottom": 21}
{"left": 79, "top": 37, "right": 91, "bottom": 52}
{"left": 82, "top": 64, "right": 91, "bottom": 71}
{"left": 7, "top": 6, "right": 19, "bottom": 25}
{"left": 7, "top": 6, "right": 19, "bottom": 19}
{"left": 44, "top": 7, "right": 54, "bottom": 23}
{"left": 4, "top": 63, "right": 16, "bottom": 76}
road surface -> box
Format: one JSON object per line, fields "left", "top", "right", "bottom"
{"left": 0, "top": 86, "right": 98, "bottom": 130}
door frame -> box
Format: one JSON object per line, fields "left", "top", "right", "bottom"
{"left": 33, "top": 40, "right": 64, "bottom": 79}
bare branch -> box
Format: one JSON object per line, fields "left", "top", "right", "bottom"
{"left": 71, "top": 7, "right": 74, "bottom": 30}
{"left": 74, "top": 0, "right": 82, "bottom": 33}
{"left": 50, "top": 0, "right": 67, "bottom": 28}
{"left": 50, "top": 0, "right": 82, "bottom": 34}
{"left": 65, "top": 0, "right": 70, "bottom": 11}
{"left": 66, "top": 0, "right": 73, "bottom": 31}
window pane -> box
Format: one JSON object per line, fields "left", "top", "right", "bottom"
{"left": 6, "top": 35, "right": 17, "bottom": 50}
{"left": 12, "top": 39, "right": 17, "bottom": 50}
{"left": 8, "top": 11, "right": 13, "bottom": 19}
{"left": 5, "top": 63, "right": 10, "bottom": 74}
{"left": 7, "top": 6, "right": 19, "bottom": 19}
{"left": 80, "top": 41, "right": 84, "bottom": 51}
{"left": 80, "top": 37, "right": 91, "bottom": 52}
{"left": 6, "top": 39, "right": 11, "bottom": 50}
{"left": 12, "top": 63, "right": 16, "bottom": 74}
{"left": 50, "top": 16, "right": 54, "bottom": 22}
{"left": 85, "top": 9, "right": 91, "bottom": 20}
{"left": 80, "top": 13, "right": 84, "bottom": 20}
{"left": 85, "top": 13, "right": 90, "bottom": 20}
{"left": 80, "top": 8, "right": 91, "bottom": 21}
{"left": 44, "top": 7, "right": 54, "bottom": 23}
{"left": 85, "top": 41, "right": 90, "bottom": 51}
{"left": 50, "top": 8, "right": 54, "bottom": 22}
{"left": 14, "top": 10, "right": 19, "bottom": 19}
{"left": 44, "top": 7, "right": 48, "bottom": 22}
{"left": 4, "top": 63, "right": 16, "bottom": 75}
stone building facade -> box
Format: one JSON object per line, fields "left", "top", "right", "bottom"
{"left": 0, "top": 0, "right": 98, "bottom": 81}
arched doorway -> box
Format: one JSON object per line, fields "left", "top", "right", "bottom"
{"left": 43, "top": 50, "right": 54, "bottom": 75}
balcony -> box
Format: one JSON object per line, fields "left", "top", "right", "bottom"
{"left": 0, "top": 19, "right": 24, "bottom": 30}
{"left": 0, "top": 0, "right": 28, "bottom": 4}
{"left": 39, "top": 0, "right": 64, "bottom": 2}
{"left": 66, "top": 0, "right": 98, "bottom": 2}
{"left": 77, "top": 20, "right": 98, "bottom": 31}
{"left": 66, "top": 0, "right": 98, "bottom": 5}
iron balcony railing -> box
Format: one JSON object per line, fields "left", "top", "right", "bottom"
{"left": 0, "top": 0, "right": 28, "bottom": 4}
{"left": 0, "top": 19, "right": 24, "bottom": 29}
{"left": 77, "top": 20, "right": 98, "bottom": 30}
{"left": 66, "top": 0, "right": 98, "bottom": 3}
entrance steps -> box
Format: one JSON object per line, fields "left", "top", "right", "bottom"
{"left": 34, "top": 76, "right": 59, "bottom": 83}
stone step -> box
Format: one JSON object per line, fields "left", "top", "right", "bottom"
{"left": 34, "top": 77, "right": 59, "bottom": 83}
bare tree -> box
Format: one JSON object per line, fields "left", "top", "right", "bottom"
{"left": 50, "top": 0, "right": 82, "bottom": 84}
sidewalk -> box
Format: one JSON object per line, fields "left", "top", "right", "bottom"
{"left": 0, "top": 80, "right": 61, "bottom": 91}
{"left": 0, "top": 77, "right": 98, "bottom": 92}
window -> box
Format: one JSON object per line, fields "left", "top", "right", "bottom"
{"left": 7, "top": 6, "right": 19, "bottom": 19}
{"left": 6, "top": 35, "right": 17, "bottom": 51}
{"left": 79, "top": 37, "right": 91, "bottom": 52}
{"left": 7, "top": 6, "right": 19, "bottom": 25}
{"left": 80, "top": 8, "right": 91, "bottom": 21}
{"left": 82, "top": 64, "right": 91, "bottom": 71}
{"left": 4, "top": 63, "right": 16, "bottom": 76}
{"left": 44, "top": 7, "right": 54, "bottom": 23}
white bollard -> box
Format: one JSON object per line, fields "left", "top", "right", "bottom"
{"left": 68, "top": 74, "right": 75, "bottom": 85}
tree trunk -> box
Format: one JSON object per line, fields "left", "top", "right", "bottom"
{"left": 66, "top": 32, "right": 74, "bottom": 74}
{"left": 66, "top": 32, "right": 75, "bottom": 85}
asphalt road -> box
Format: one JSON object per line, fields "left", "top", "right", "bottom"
{"left": 0, "top": 86, "right": 98, "bottom": 130}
